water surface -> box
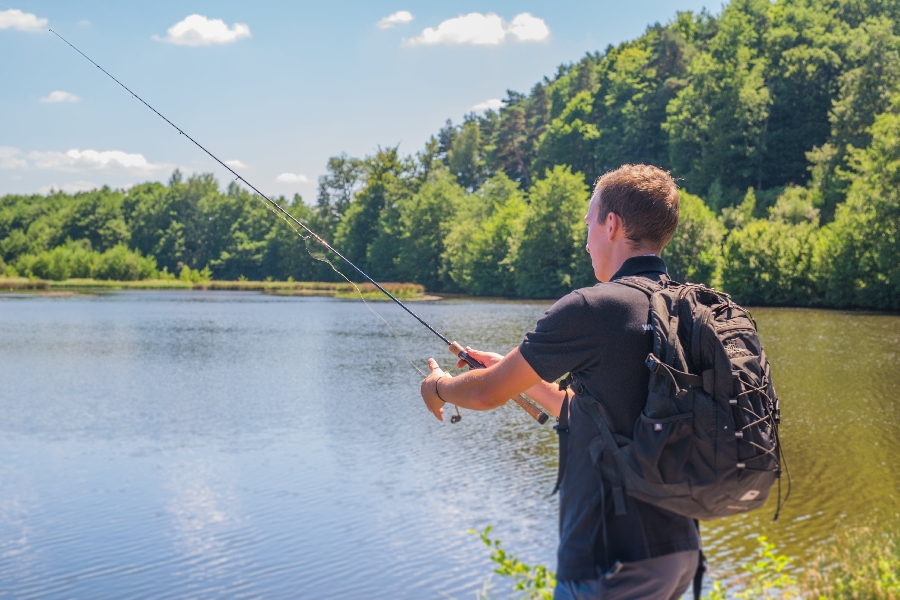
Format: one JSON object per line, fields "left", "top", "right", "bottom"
{"left": 0, "top": 291, "right": 897, "bottom": 598}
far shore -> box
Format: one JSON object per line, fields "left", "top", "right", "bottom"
{"left": 0, "top": 277, "right": 439, "bottom": 301}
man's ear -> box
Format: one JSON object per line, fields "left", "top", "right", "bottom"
{"left": 606, "top": 211, "right": 624, "bottom": 241}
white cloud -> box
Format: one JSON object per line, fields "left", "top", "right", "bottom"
{"left": 0, "top": 8, "right": 47, "bottom": 32}
{"left": 507, "top": 13, "right": 550, "bottom": 42}
{"left": 77, "top": 19, "right": 91, "bottom": 27}
{"left": 40, "top": 90, "right": 80, "bottom": 103}
{"left": 406, "top": 12, "right": 549, "bottom": 46}
{"left": 275, "top": 173, "right": 309, "bottom": 184}
{"left": 0, "top": 147, "right": 28, "bottom": 170}
{"left": 377, "top": 10, "right": 414, "bottom": 29}
{"left": 470, "top": 98, "right": 506, "bottom": 113}
{"left": 224, "top": 159, "right": 247, "bottom": 169}
{"left": 155, "top": 14, "right": 251, "bottom": 46}
{"left": 27, "top": 148, "right": 171, "bottom": 175}
{"left": 37, "top": 181, "right": 99, "bottom": 195}
{"left": 407, "top": 13, "right": 505, "bottom": 46}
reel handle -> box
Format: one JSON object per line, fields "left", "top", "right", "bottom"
{"left": 447, "top": 342, "right": 549, "bottom": 424}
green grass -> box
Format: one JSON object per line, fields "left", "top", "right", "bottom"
{"left": 0, "top": 276, "right": 428, "bottom": 299}
{"left": 474, "top": 520, "right": 900, "bottom": 600}
{"left": 801, "top": 522, "right": 900, "bottom": 599}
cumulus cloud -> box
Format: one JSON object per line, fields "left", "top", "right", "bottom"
{"left": 155, "top": 14, "right": 251, "bottom": 46}
{"left": 40, "top": 91, "right": 80, "bottom": 103}
{"left": 406, "top": 12, "right": 549, "bottom": 46}
{"left": 470, "top": 98, "right": 506, "bottom": 113}
{"left": 22, "top": 148, "right": 171, "bottom": 175}
{"left": 377, "top": 10, "right": 414, "bottom": 29}
{"left": 3, "top": 146, "right": 173, "bottom": 176}
{"left": 275, "top": 173, "right": 309, "bottom": 184}
{"left": 507, "top": 13, "right": 550, "bottom": 42}
{"left": 0, "top": 8, "right": 47, "bottom": 32}
{"left": 0, "top": 147, "right": 28, "bottom": 170}
{"left": 224, "top": 159, "right": 247, "bottom": 169}
{"left": 407, "top": 13, "right": 505, "bottom": 46}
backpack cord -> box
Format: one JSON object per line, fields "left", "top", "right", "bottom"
{"left": 772, "top": 427, "right": 792, "bottom": 521}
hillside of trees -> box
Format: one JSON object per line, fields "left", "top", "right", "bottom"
{"left": 3, "top": 0, "right": 900, "bottom": 309}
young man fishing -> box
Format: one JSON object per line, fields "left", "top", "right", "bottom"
{"left": 420, "top": 164, "right": 700, "bottom": 600}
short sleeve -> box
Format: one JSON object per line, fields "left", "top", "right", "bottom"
{"left": 519, "top": 290, "right": 603, "bottom": 383}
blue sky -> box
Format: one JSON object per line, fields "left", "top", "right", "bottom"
{"left": 1, "top": 1, "right": 715, "bottom": 201}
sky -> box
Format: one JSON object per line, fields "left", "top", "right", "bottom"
{"left": 1, "top": 1, "right": 716, "bottom": 202}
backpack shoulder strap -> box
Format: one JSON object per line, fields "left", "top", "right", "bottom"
{"left": 612, "top": 275, "right": 666, "bottom": 297}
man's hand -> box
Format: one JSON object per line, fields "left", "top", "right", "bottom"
{"left": 456, "top": 347, "right": 504, "bottom": 369}
{"left": 421, "top": 358, "right": 450, "bottom": 421}
{"left": 419, "top": 346, "right": 551, "bottom": 416}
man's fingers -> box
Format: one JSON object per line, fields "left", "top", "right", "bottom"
{"left": 427, "top": 357, "right": 445, "bottom": 377}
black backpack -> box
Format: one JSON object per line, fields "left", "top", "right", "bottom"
{"left": 557, "top": 277, "right": 788, "bottom": 521}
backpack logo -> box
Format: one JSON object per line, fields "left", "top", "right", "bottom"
{"left": 724, "top": 339, "right": 753, "bottom": 358}
{"left": 642, "top": 324, "right": 653, "bottom": 331}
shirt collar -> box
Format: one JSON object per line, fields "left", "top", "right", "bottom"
{"left": 610, "top": 255, "right": 668, "bottom": 280}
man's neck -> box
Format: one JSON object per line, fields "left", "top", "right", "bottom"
{"left": 609, "top": 247, "right": 658, "bottom": 275}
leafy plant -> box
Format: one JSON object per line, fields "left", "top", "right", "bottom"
{"left": 733, "top": 536, "right": 797, "bottom": 599}
{"left": 698, "top": 536, "right": 798, "bottom": 599}
{"left": 471, "top": 526, "right": 556, "bottom": 600}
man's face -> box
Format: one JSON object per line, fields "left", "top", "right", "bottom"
{"left": 585, "top": 190, "right": 611, "bottom": 281}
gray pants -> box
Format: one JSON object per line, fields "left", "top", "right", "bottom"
{"left": 554, "top": 550, "right": 699, "bottom": 600}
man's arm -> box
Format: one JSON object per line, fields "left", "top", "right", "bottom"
{"left": 420, "top": 346, "right": 567, "bottom": 421}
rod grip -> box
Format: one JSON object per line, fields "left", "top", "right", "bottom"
{"left": 447, "top": 341, "right": 549, "bottom": 424}
{"left": 513, "top": 394, "right": 551, "bottom": 424}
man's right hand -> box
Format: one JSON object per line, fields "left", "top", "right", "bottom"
{"left": 457, "top": 347, "right": 504, "bottom": 369}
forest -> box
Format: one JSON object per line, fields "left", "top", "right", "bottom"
{"left": 2, "top": 0, "right": 900, "bottom": 309}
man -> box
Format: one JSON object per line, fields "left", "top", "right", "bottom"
{"left": 420, "top": 164, "right": 700, "bottom": 600}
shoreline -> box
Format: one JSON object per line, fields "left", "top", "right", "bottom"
{"left": 0, "top": 277, "right": 439, "bottom": 301}
{"left": 3, "top": 277, "right": 900, "bottom": 313}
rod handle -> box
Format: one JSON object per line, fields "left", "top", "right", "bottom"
{"left": 513, "top": 394, "right": 551, "bottom": 424}
{"left": 447, "top": 341, "right": 549, "bottom": 424}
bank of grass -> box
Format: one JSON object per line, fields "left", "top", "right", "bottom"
{"left": 802, "top": 522, "right": 900, "bottom": 599}
{"left": 0, "top": 276, "right": 429, "bottom": 300}
{"left": 474, "top": 520, "right": 900, "bottom": 600}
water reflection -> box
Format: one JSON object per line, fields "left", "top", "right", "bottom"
{"left": 0, "top": 292, "right": 898, "bottom": 597}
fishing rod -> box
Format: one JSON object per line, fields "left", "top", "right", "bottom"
{"left": 49, "top": 29, "right": 550, "bottom": 426}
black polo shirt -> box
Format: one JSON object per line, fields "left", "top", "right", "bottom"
{"left": 519, "top": 255, "right": 700, "bottom": 581}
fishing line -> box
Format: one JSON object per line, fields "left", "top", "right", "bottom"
{"left": 49, "top": 28, "right": 545, "bottom": 424}
{"left": 47, "top": 30, "right": 448, "bottom": 337}
{"left": 254, "top": 191, "right": 428, "bottom": 378}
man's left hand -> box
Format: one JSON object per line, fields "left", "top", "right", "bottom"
{"left": 421, "top": 358, "right": 450, "bottom": 421}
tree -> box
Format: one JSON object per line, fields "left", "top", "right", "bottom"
{"left": 444, "top": 173, "right": 527, "bottom": 296}
{"left": 333, "top": 147, "right": 411, "bottom": 277}
{"left": 818, "top": 89, "right": 900, "bottom": 309}
{"left": 316, "top": 153, "right": 366, "bottom": 241}
{"left": 448, "top": 119, "right": 486, "bottom": 191}
{"left": 513, "top": 166, "right": 592, "bottom": 298}
{"left": 664, "top": 0, "right": 774, "bottom": 204}
{"left": 662, "top": 190, "right": 725, "bottom": 286}
{"left": 391, "top": 169, "right": 467, "bottom": 290}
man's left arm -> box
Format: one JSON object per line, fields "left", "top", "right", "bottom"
{"left": 420, "top": 346, "right": 565, "bottom": 421}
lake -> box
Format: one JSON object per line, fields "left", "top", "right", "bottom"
{"left": 1, "top": 290, "right": 898, "bottom": 598}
